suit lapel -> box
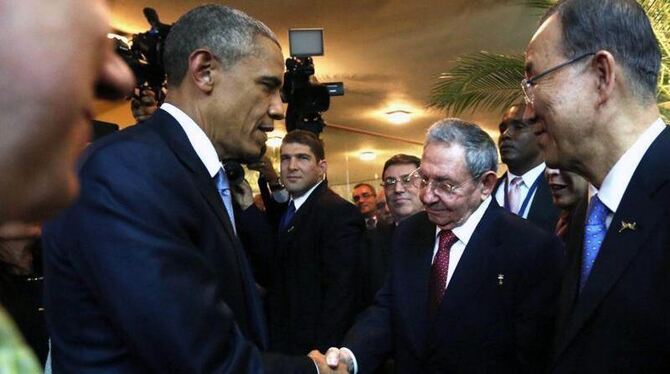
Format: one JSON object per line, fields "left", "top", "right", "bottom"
{"left": 552, "top": 127, "right": 670, "bottom": 362}
{"left": 149, "top": 111, "right": 238, "bottom": 242}
{"left": 148, "top": 110, "right": 268, "bottom": 347}
{"left": 427, "top": 203, "right": 499, "bottom": 351}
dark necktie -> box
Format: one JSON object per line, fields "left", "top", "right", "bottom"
{"left": 214, "top": 167, "right": 236, "bottom": 235}
{"left": 279, "top": 200, "right": 296, "bottom": 231}
{"left": 429, "top": 229, "right": 458, "bottom": 316}
{"left": 580, "top": 194, "right": 609, "bottom": 292}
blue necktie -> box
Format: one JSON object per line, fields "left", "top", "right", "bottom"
{"left": 580, "top": 194, "right": 609, "bottom": 292}
{"left": 279, "top": 200, "right": 296, "bottom": 231}
{"left": 214, "top": 167, "right": 236, "bottom": 235}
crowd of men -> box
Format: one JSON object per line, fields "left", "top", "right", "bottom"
{"left": 0, "top": 0, "right": 668, "bottom": 373}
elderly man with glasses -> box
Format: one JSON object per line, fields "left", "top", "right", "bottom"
{"left": 319, "top": 118, "right": 564, "bottom": 374}
{"left": 523, "top": 0, "right": 670, "bottom": 372}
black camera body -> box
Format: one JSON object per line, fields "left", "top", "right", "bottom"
{"left": 282, "top": 29, "right": 343, "bottom": 135}
{"left": 114, "top": 8, "right": 171, "bottom": 101}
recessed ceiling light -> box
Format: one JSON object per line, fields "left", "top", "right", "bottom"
{"left": 386, "top": 110, "right": 411, "bottom": 124}
{"left": 359, "top": 151, "right": 376, "bottom": 161}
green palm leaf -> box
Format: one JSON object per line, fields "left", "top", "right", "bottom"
{"left": 428, "top": 0, "right": 670, "bottom": 121}
{"left": 428, "top": 51, "right": 525, "bottom": 115}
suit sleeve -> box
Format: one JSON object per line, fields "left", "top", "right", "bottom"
{"left": 67, "top": 149, "right": 313, "bottom": 373}
{"left": 341, "top": 274, "right": 394, "bottom": 373}
{"left": 315, "top": 201, "right": 365, "bottom": 351}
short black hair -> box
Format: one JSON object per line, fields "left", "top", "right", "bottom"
{"left": 163, "top": 4, "right": 277, "bottom": 87}
{"left": 542, "top": 0, "right": 660, "bottom": 103}
{"left": 281, "top": 130, "right": 325, "bottom": 160}
{"left": 382, "top": 154, "right": 421, "bottom": 178}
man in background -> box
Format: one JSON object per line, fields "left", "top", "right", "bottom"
{"left": 493, "top": 104, "right": 559, "bottom": 232}
{"left": 361, "top": 154, "right": 424, "bottom": 306}
{"left": 352, "top": 183, "right": 379, "bottom": 229}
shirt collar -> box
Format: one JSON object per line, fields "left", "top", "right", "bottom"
{"left": 434, "top": 196, "right": 492, "bottom": 246}
{"left": 596, "top": 117, "right": 665, "bottom": 213}
{"left": 291, "top": 180, "right": 323, "bottom": 211}
{"left": 506, "top": 162, "right": 546, "bottom": 187}
{"left": 161, "top": 103, "right": 221, "bottom": 178}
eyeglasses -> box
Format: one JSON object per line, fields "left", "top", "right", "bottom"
{"left": 380, "top": 173, "right": 421, "bottom": 189}
{"left": 521, "top": 52, "right": 595, "bottom": 105}
{"left": 408, "top": 168, "right": 476, "bottom": 197}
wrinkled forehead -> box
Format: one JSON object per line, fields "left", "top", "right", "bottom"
{"left": 382, "top": 163, "right": 418, "bottom": 179}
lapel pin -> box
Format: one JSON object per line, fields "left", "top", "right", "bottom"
{"left": 497, "top": 274, "right": 504, "bottom": 286}
{"left": 618, "top": 221, "right": 637, "bottom": 233}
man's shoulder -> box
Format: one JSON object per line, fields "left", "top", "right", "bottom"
{"left": 81, "top": 120, "right": 172, "bottom": 175}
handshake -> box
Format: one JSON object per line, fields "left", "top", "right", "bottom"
{"left": 308, "top": 347, "right": 356, "bottom": 374}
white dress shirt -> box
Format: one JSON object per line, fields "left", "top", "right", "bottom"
{"left": 588, "top": 117, "right": 666, "bottom": 229}
{"left": 494, "top": 162, "right": 546, "bottom": 218}
{"left": 432, "top": 197, "right": 492, "bottom": 288}
{"left": 161, "top": 103, "right": 222, "bottom": 177}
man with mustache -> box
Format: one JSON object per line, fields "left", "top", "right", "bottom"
{"left": 493, "top": 104, "right": 559, "bottom": 233}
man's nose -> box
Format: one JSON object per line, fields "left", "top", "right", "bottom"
{"left": 268, "top": 91, "right": 285, "bottom": 121}
{"left": 95, "top": 45, "right": 134, "bottom": 100}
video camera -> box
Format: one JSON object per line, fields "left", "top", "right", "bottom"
{"left": 282, "top": 29, "right": 343, "bottom": 135}
{"left": 113, "top": 8, "right": 171, "bottom": 103}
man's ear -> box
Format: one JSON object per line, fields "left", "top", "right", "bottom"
{"left": 592, "top": 50, "right": 616, "bottom": 107}
{"left": 187, "top": 49, "right": 217, "bottom": 93}
{"left": 479, "top": 171, "right": 498, "bottom": 200}
{"left": 318, "top": 159, "right": 328, "bottom": 177}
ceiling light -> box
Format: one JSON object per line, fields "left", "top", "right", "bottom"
{"left": 386, "top": 110, "right": 411, "bottom": 124}
{"left": 266, "top": 136, "right": 283, "bottom": 148}
{"left": 359, "top": 151, "right": 376, "bottom": 161}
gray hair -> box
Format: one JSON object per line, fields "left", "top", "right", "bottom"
{"left": 425, "top": 118, "right": 498, "bottom": 178}
{"left": 163, "top": 4, "right": 279, "bottom": 86}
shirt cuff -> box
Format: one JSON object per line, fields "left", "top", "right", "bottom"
{"left": 340, "top": 347, "right": 358, "bottom": 374}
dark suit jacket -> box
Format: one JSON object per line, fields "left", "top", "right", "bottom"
{"left": 550, "top": 126, "right": 670, "bottom": 374}
{"left": 42, "top": 110, "right": 313, "bottom": 373}
{"left": 360, "top": 223, "right": 395, "bottom": 308}
{"left": 343, "top": 202, "right": 564, "bottom": 373}
{"left": 494, "top": 171, "right": 560, "bottom": 233}
{"left": 240, "top": 181, "right": 365, "bottom": 355}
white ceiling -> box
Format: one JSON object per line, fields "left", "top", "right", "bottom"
{"left": 96, "top": 0, "right": 543, "bottom": 189}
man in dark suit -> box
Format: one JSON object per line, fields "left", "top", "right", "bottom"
{"left": 252, "top": 130, "right": 364, "bottom": 355}
{"left": 361, "top": 154, "right": 423, "bottom": 307}
{"left": 523, "top": 0, "right": 670, "bottom": 372}
{"left": 493, "top": 104, "right": 559, "bottom": 232}
{"left": 41, "top": 5, "right": 336, "bottom": 373}
{"left": 323, "top": 119, "right": 564, "bottom": 373}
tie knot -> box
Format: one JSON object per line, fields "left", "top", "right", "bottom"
{"left": 510, "top": 176, "right": 523, "bottom": 187}
{"left": 439, "top": 229, "right": 457, "bottom": 248}
{"left": 586, "top": 195, "right": 609, "bottom": 227}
